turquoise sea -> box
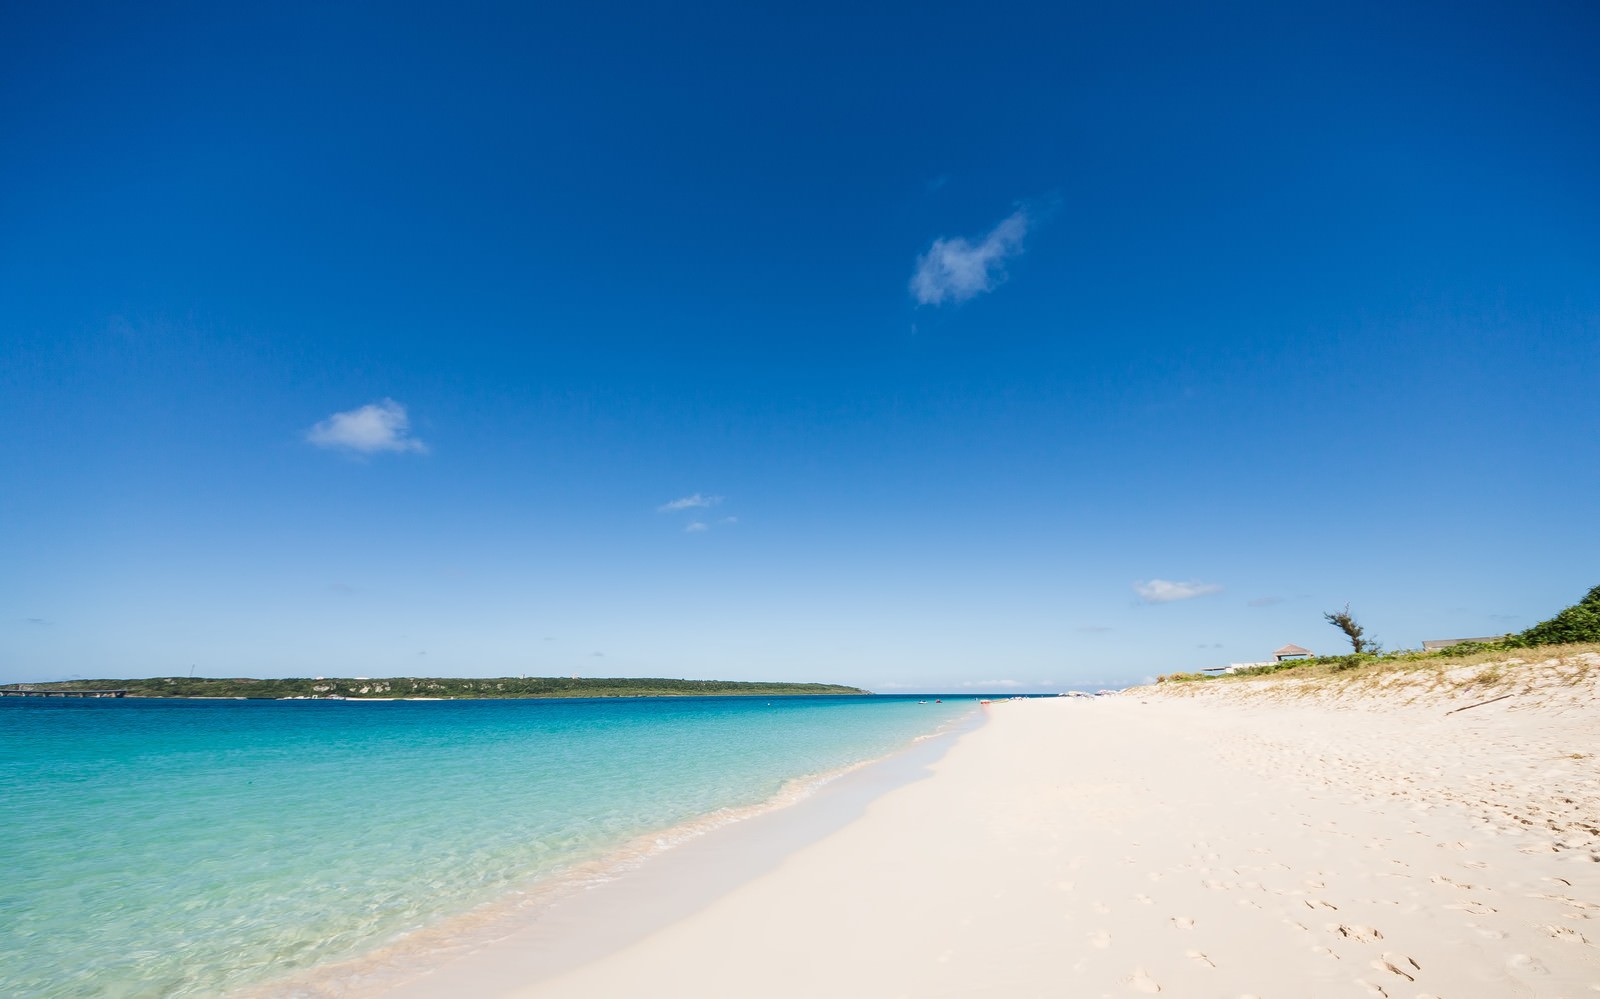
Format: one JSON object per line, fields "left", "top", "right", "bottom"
{"left": 0, "top": 694, "right": 976, "bottom": 998}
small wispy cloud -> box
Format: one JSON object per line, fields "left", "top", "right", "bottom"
{"left": 26, "top": 617, "right": 49, "bottom": 625}
{"left": 1135, "top": 579, "right": 1223, "bottom": 604}
{"left": 1077, "top": 625, "right": 1114, "bottom": 634}
{"left": 910, "top": 208, "right": 1030, "bottom": 306}
{"left": 684, "top": 521, "right": 709, "bottom": 533}
{"left": 1247, "top": 596, "right": 1284, "bottom": 608}
{"left": 658, "top": 493, "right": 722, "bottom": 512}
{"left": 307, "top": 399, "right": 427, "bottom": 454}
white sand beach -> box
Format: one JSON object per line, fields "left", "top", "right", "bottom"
{"left": 377, "top": 655, "right": 1600, "bottom": 998}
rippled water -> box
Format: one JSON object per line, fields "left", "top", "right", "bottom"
{"left": 0, "top": 694, "right": 975, "bottom": 998}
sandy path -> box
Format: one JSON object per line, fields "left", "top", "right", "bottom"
{"left": 382, "top": 676, "right": 1599, "bottom": 998}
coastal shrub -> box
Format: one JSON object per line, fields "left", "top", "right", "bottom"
{"left": 1229, "top": 660, "right": 1304, "bottom": 678}
{"left": 1425, "top": 583, "right": 1600, "bottom": 657}
{"left": 1517, "top": 583, "right": 1600, "bottom": 646}
{"left": 1327, "top": 654, "right": 1380, "bottom": 672}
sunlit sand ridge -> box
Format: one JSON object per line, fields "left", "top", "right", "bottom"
{"left": 382, "top": 655, "right": 1599, "bottom": 998}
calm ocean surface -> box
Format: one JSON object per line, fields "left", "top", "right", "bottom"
{"left": 0, "top": 694, "right": 977, "bottom": 998}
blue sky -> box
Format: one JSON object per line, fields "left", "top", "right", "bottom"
{"left": 3, "top": 2, "right": 1597, "bottom": 690}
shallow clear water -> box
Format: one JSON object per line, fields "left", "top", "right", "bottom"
{"left": 0, "top": 694, "right": 975, "bottom": 998}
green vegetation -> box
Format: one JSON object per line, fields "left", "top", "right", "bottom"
{"left": 1323, "top": 603, "right": 1377, "bottom": 654}
{"left": 1510, "top": 583, "right": 1600, "bottom": 647}
{"left": 1409, "top": 583, "right": 1600, "bottom": 656}
{"left": 1157, "top": 583, "right": 1600, "bottom": 685}
{"left": 1, "top": 675, "right": 868, "bottom": 699}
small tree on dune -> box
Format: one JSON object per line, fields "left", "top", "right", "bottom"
{"left": 1324, "top": 603, "right": 1377, "bottom": 654}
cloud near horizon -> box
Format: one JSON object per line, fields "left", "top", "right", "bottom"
{"left": 307, "top": 399, "right": 427, "bottom": 454}
{"left": 1135, "top": 579, "right": 1224, "bottom": 603}
{"left": 909, "top": 208, "right": 1030, "bottom": 306}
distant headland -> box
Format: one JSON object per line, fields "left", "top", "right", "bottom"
{"left": 0, "top": 676, "right": 869, "bottom": 700}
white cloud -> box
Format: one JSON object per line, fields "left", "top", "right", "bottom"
{"left": 910, "top": 208, "right": 1030, "bottom": 306}
{"left": 1135, "top": 579, "right": 1224, "bottom": 603}
{"left": 684, "top": 521, "right": 709, "bottom": 533}
{"left": 658, "top": 493, "right": 722, "bottom": 512}
{"left": 307, "top": 399, "right": 427, "bottom": 454}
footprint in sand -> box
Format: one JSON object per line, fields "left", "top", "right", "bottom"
{"left": 1507, "top": 953, "right": 1549, "bottom": 974}
{"left": 1090, "top": 930, "right": 1112, "bottom": 949}
{"left": 1133, "top": 893, "right": 1153, "bottom": 905}
{"left": 1370, "top": 954, "right": 1418, "bottom": 981}
{"left": 1093, "top": 901, "right": 1112, "bottom": 914}
{"left": 1333, "top": 924, "right": 1383, "bottom": 943}
{"left": 1445, "top": 900, "right": 1497, "bottom": 915}
{"left": 1171, "top": 916, "right": 1194, "bottom": 929}
{"left": 1535, "top": 892, "right": 1599, "bottom": 911}
{"left": 1122, "top": 968, "right": 1161, "bottom": 993}
{"left": 1184, "top": 948, "right": 1214, "bottom": 968}
{"left": 1352, "top": 978, "right": 1389, "bottom": 997}
{"left": 1545, "top": 924, "right": 1592, "bottom": 945}
{"left": 1311, "top": 945, "right": 1339, "bottom": 960}
{"left": 1305, "top": 899, "right": 1339, "bottom": 911}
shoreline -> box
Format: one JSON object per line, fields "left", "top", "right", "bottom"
{"left": 358, "top": 666, "right": 1599, "bottom": 998}
{"left": 237, "top": 703, "right": 987, "bottom": 999}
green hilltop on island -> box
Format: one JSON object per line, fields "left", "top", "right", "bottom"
{"left": 0, "top": 675, "right": 869, "bottom": 700}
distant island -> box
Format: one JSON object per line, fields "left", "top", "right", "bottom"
{"left": 0, "top": 676, "right": 869, "bottom": 700}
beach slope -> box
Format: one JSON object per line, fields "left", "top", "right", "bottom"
{"left": 392, "top": 660, "right": 1600, "bottom": 998}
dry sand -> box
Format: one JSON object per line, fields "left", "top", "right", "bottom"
{"left": 382, "top": 657, "right": 1599, "bottom": 998}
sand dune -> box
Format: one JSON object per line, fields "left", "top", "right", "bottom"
{"left": 381, "top": 658, "right": 1599, "bottom": 998}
